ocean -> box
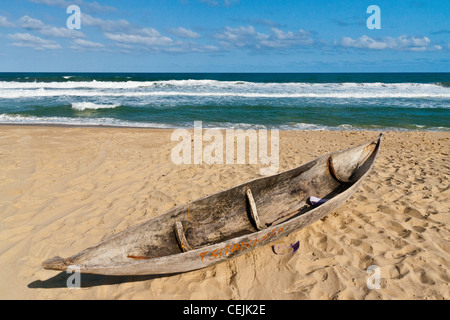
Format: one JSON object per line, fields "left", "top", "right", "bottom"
{"left": 0, "top": 73, "right": 448, "bottom": 131}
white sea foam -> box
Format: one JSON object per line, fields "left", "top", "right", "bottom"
{"left": 72, "top": 102, "right": 120, "bottom": 111}
{"left": 1, "top": 114, "right": 448, "bottom": 132}
{"left": 0, "top": 114, "right": 332, "bottom": 130}
{"left": 0, "top": 89, "right": 449, "bottom": 100}
{"left": 0, "top": 79, "right": 447, "bottom": 90}
{"left": 0, "top": 114, "right": 173, "bottom": 128}
{"left": 0, "top": 78, "right": 448, "bottom": 101}
{"left": 0, "top": 80, "right": 221, "bottom": 89}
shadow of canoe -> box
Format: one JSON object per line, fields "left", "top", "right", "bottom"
{"left": 28, "top": 271, "right": 179, "bottom": 289}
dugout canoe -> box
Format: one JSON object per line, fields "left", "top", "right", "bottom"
{"left": 43, "top": 134, "right": 383, "bottom": 276}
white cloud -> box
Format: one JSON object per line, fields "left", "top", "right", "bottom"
{"left": 81, "top": 13, "right": 131, "bottom": 32}
{"left": 29, "top": 0, "right": 69, "bottom": 6}
{"left": 340, "top": 35, "right": 439, "bottom": 52}
{"left": 215, "top": 26, "right": 267, "bottom": 48}
{"left": 19, "top": 16, "right": 46, "bottom": 30}
{"left": 41, "top": 27, "right": 85, "bottom": 38}
{"left": 70, "top": 38, "right": 105, "bottom": 50}
{"left": 198, "top": 0, "right": 238, "bottom": 6}
{"left": 19, "top": 15, "right": 85, "bottom": 39}
{"left": 0, "top": 16, "right": 15, "bottom": 28}
{"left": 260, "top": 28, "right": 313, "bottom": 48}
{"left": 104, "top": 32, "right": 173, "bottom": 47}
{"left": 84, "top": 14, "right": 214, "bottom": 54}
{"left": 214, "top": 25, "right": 314, "bottom": 50}
{"left": 169, "top": 27, "right": 201, "bottom": 39}
{"left": 79, "top": 0, "right": 117, "bottom": 14}
{"left": 104, "top": 29, "right": 219, "bottom": 54}
{"left": 29, "top": 0, "right": 117, "bottom": 14}
{"left": 138, "top": 28, "right": 162, "bottom": 37}
{"left": 8, "top": 32, "right": 61, "bottom": 50}
{"left": 164, "top": 42, "right": 219, "bottom": 53}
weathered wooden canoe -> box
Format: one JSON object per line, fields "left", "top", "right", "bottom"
{"left": 43, "top": 134, "right": 383, "bottom": 276}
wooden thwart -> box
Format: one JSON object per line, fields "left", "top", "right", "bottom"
{"left": 328, "top": 156, "right": 351, "bottom": 184}
{"left": 246, "top": 188, "right": 267, "bottom": 231}
{"left": 174, "top": 221, "right": 192, "bottom": 252}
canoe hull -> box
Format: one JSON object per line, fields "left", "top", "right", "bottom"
{"left": 43, "top": 134, "right": 383, "bottom": 276}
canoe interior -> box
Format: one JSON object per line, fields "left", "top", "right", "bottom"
{"left": 46, "top": 137, "right": 380, "bottom": 270}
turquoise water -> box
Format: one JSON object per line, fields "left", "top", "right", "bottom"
{"left": 0, "top": 73, "right": 448, "bottom": 131}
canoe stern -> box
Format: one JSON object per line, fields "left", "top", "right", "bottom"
{"left": 42, "top": 256, "right": 71, "bottom": 271}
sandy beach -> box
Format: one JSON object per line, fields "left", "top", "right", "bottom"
{"left": 0, "top": 125, "right": 448, "bottom": 300}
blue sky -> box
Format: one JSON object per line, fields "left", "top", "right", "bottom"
{"left": 0, "top": 0, "right": 449, "bottom": 72}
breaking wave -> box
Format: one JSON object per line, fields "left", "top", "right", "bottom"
{"left": 71, "top": 102, "right": 120, "bottom": 111}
